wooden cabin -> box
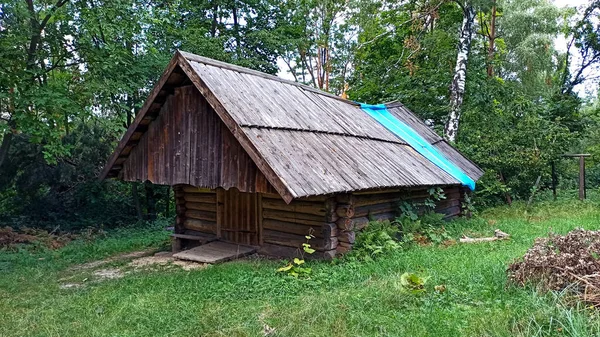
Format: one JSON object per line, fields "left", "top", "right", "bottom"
{"left": 100, "top": 51, "right": 483, "bottom": 260}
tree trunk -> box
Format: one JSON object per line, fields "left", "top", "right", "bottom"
{"left": 444, "top": 3, "right": 475, "bottom": 142}
{"left": 232, "top": 0, "right": 241, "bottom": 57}
{"left": 487, "top": 1, "right": 497, "bottom": 77}
{"left": 0, "top": 130, "right": 13, "bottom": 169}
{"left": 211, "top": 2, "right": 219, "bottom": 37}
{"left": 499, "top": 171, "right": 512, "bottom": 205}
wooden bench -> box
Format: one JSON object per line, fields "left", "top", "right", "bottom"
{"left": 171, "top": 233, "right": 218, "bottom": 253}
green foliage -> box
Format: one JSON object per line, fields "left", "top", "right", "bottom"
{"left": 347, "top": 220, "right": 401, "bottom": 261}
{"left": 397, "top": 212, "right": 454, "bottom": 245}
{"left": 4, "top": 197, "right": 600, "bottom": 336}
{"left": 277, "top": 234, "right": 315, "bottom": 277}
{"left": 399, "top": 272, "right": 429, "bottom": 294}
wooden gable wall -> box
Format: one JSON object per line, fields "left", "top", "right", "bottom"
{"left": 121, "top": 85, "right": 274, "bottom": 193}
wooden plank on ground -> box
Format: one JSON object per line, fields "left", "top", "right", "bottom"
{"left": 172, "top": 241, "right": 256, "bottom": 263}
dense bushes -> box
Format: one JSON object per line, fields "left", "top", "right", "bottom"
{"left": 0, "top": 120, "right": 171, "bottom": 231}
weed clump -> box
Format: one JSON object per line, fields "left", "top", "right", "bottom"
{"left": 508, "top": 228, "right": 600, "bottom": 305}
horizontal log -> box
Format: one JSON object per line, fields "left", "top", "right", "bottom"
{"left": 182, "top": 186, "right": 215, "bottom": 194}
{"left": 336, "top": 241, "right": 352, "bottom": 254}
{"left": 185, "top": 202, "right": 216, "bottom": 212}
{"left": 438, "top": 206, "right": 461, "bottom": 219}
{"left": 263, "top": 209, "right": 326, "bottom": 225}
{"left": 263, "top": 229, "right": 338, "bottom": 251}
{"left": 354, "top": 203, "right": 396, "bottom": 218}
{"left": 185, "top": 210, "right": 217, "bottom": 222}
{"left": 184, "top": 194, "right": 216, "bottom": 203}
{"left": 183, "top": 229, "right": 218, "bottom": 239}
{"left": 260, "top": 193, "right": 283, "bottom": 200}
{"left": 336, "top": 194, "right": 356, "bottom": 204}
{"left": 262, "top": 199, "right": 328, "bottom": 217}
{"left": 337, "top": 212, "right": 396, "bottom": 231}
{"left": 434, "top": 199, "right": 460, "bottom": 210}
{"left": 258, "top": 243, "right": 337, "bottom": 260}
{"left": 338, "top": 231, "right": 356, "bottom": 244}
{"left": 354, "top": 193, "right": 403, "bottom": 207}
{"left": 183, "top": 219, "right": 217, "bottom": 234}
{"left": 263, "top": 219, "right": 336, "bottom": 238}
{"left": 336, "top": 204, "right": 355, "bottom": 218}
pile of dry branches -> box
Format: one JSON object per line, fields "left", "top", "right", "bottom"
{"left": 508, "top": 229, "right": 600, "bottom": 306}
{"left": 0, "top": 226, "right": 74, "bottom": 249}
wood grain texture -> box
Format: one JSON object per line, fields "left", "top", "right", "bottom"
{"left": 120, "top": 86, "right": 274, "bottom": 194}
{"left": 104, "top": 52, "right": 481, "bottom": 203}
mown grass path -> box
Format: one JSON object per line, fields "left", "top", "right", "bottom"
{"left": 2, "top": 196, "right": 600, "bottom": 336}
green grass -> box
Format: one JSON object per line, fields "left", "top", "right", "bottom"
{"left": 3, "top": 198, "right": 600, "bottom": 337}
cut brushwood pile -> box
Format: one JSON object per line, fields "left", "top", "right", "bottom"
{"left": 508, "top": 229, "right": 600, "bottom": 307}
{"left": 459, "top": 229, "right": 510, "bottom": 243}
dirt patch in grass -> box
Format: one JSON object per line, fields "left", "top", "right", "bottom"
{"left": 60, "top": 251, "right": 207, "bottom": 289}
{"left": 68, "top": 249, "right": 157, "bottom": 271}
{"left": 508, "top": 228, "right": 600, "bottom": 305}
{"left": 129, "top": 251, "right": 208, "bottom": 271}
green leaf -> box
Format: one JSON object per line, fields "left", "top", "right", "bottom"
{"left": 277, "top": 264, "right": 293, "bottom": 272}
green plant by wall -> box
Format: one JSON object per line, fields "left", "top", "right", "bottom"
{"left": 396, "top": 212, "right": 453, "bottom": 245}
{"left": 346, "top": 220, "right": 401, "bottom": 261}
{"left": 277, "top": 233, "right": 315, "bottom": 277}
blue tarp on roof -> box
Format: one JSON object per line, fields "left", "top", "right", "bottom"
{"left": 360, "top": 103, "right": 476, "bottom": 190}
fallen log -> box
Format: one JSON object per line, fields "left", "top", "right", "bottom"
{"left": 460, "top": 229, "right": 510, "bottom": 243}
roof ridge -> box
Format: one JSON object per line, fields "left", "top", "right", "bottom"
{"left": 239, "top": 124, "right": 408, "bottom": 145}
{"left": 177, "top": 50, "right": 358, "bottom": 107}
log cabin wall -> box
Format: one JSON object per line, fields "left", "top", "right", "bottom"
{"left": 334, "top": 185, "right": 465, "bottom": 255}
{"left": 258, "top": 193, "right": 338, "bottom": 259}
{"left": 121, "top": 85, "right": 273, "bottom": 193}
{"left": 173, "top": 184, "right": 465, "bottom": 257}
{"left": 175, "top": 186, "right": 218, "bottom": 241}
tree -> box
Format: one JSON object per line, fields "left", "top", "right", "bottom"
{"left": 444, "top": 0, "right": 475, "bottom": 142}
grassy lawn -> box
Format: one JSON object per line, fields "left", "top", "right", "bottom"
{"left": 3, "top": 193, "right": 600, "bottom": 337}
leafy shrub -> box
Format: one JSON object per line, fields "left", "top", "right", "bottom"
{"left": 347, "top": 220, "right": 401, "bottom": 261}
{"left": 397, "top": 212, "right": 453, "bottom": 245}
{"left": 400, "top": 272, "right": 429, "bottom": 294}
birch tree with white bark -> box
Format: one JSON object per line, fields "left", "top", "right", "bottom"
{"left": 444, "top": 1, "right": 476, "bottom": 142}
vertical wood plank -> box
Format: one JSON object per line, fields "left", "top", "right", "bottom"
{"left": 258, "top": 193, "right": 263, "bottom": 246}
{"left": 216, "top": 187, "right": 223, "bottom": 238}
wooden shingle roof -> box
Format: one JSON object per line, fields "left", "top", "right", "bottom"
{"left": 101, "top": 51, "right": 482, "bottom": 202}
